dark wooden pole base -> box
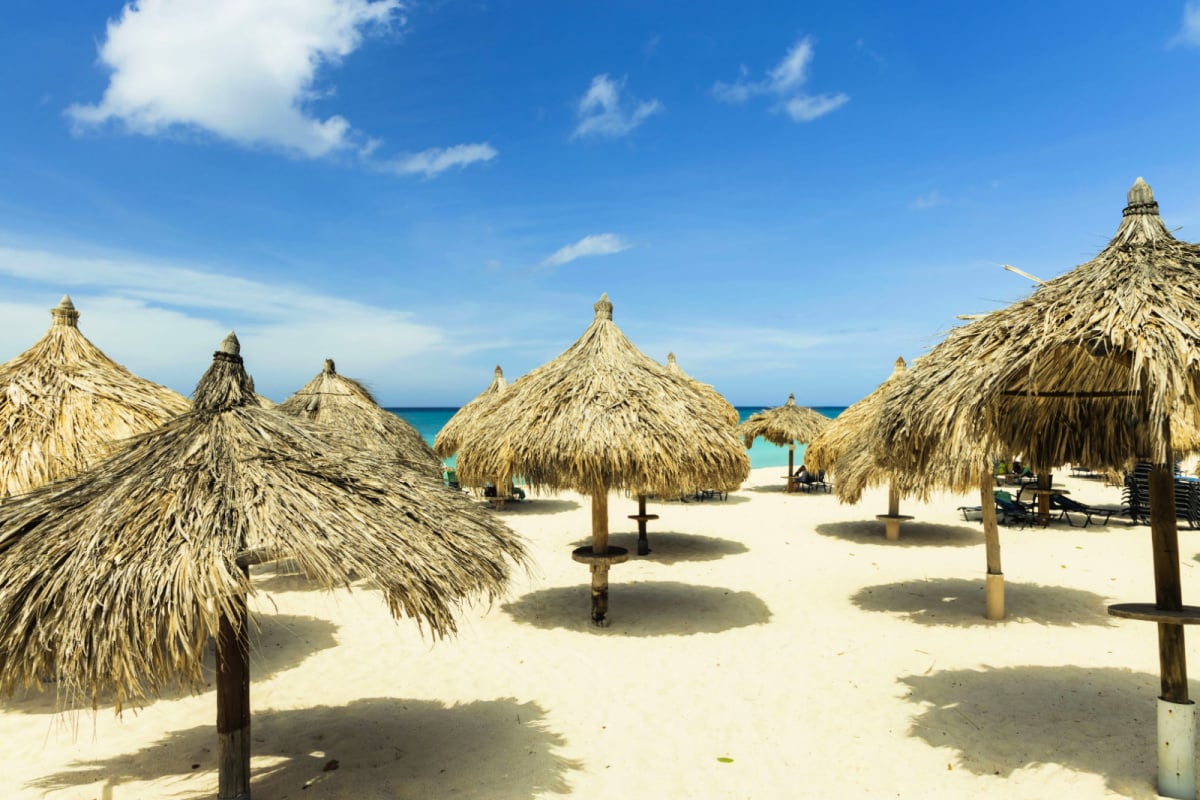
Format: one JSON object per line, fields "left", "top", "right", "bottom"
{"left": 217, "top": 567, "right": 252, "bottom": 800}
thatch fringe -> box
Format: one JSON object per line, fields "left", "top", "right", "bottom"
{"left": 434, "top": 365, "right": 508, "bottom": 459}
{"left": 739, "top": 393, "right": 831, "bottom": 450}
{"left": 0, "top": 334, "right": 527, "bottom": 710}
{"left": 456, "top": 294, "right": 749, "bottom": 496}
{"left": 278, "top": 357, "right": 442, "bottom": 473}
{"left": 0, "top": 296, "right": 190, "bottom": 498}
{"left": 876, "top": 178, "right": 1200, "bottom": 487}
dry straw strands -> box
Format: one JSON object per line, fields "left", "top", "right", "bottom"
{"left": 456, "top": 294, "right": 749, "bottom": 498}
{"left": 877, "top": 178, "right": 1200, "bottom": 485}
{"left": 279, "top": 358, "right": 442, "bottom": 474}
{"left": 434, "top": 365, "right": 508, "bottom": 459}
{"left": 0, "top": 296, "right": 190, "bottom": 498}
{"left": 739, "top": 394, "right": 831, "bottom": 451}
{"left": 0, "top": 333, "right": 527, "bottom": 711}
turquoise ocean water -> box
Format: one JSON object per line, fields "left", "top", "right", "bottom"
{"left": 387, "top": 406, "right": 846, "bottom": 471}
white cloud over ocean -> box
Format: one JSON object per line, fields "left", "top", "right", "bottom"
{"left": 712, "top": 36, "right": 848, "bottom": 123}
{"left": 540, "top": 234, "right": 632, "bottom": 267}
{"left": 572, "top": 75, "right": 662, "bottom": 139}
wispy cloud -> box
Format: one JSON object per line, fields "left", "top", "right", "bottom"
{"left": 1170, "top": 1, "right": 1200, "bottom": 46}
{"left": 712, "top": 36, "right": 848, "bottom": 123}
{"left": 66, "top": 0, "right": 493, "bottom": 178}
{"left": 540, "top": 234, "right": 632, "bottom": 268}
{"left": 0, "top": 243, "right": 445, "bottom": 400}
{"left": 572, "top": 75, "right": 662, "bottom": 139}
{"left": 910, "top": 190, "right": 944, "bottom": 210}
{"left": 381, "top": 143, "right": 498, "bottom": 177}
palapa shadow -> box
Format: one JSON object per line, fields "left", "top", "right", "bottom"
{"left": 852, "top": 577, "right": 1116, "bottom": 628}
{"left": 814, "top": 520, "right": 982, "bottom": 548}
{"left": 491, "top": 498, "right": 582, "bottom": 515}
{"left": 4, "top": 613, "right": 338, "bottom": 716}
{"left": 31, "top": 696, "right": 578, "bottom": 799}
{"left": 570, "top": 531, "right": 749, "bottom": 564}
{"left": 900, "top": 665, "right": 1187, "bottom": 798}
{"left": 503, "top": 581, "right": 771, "bottom": 635}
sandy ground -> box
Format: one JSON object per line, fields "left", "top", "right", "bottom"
{"left": 2, "top": 466, "right": 1197, "bottom": 799}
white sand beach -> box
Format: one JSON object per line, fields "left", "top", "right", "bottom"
{"left": 1, "top": 466, "right": 1191, "bottom": 799}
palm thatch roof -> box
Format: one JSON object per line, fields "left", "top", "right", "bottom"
{"left": 0, "top": 296, "right": 190, "bottom": 498}
{"left": 806, "top": 357, "right": 933, "bottom": 504}
{"left": 878, "top": 177, "right": 1200, "bottom": 486}
{"left": 739, "top": 394, "right": 831, "bottom": 450}
{"left": 278, "top": 358, "right": 442, "bottom": 474}
{"left": 433, "top": 365, "right": 508, "bottom": 459}
{"left": 666, "top": 352, "right": 740, "bottom": 427}
{"left": 0, "top": 333, "right": 527, "bottom": 710}
{"left": 455, "top": 294, "right": 749, "bottom": 497}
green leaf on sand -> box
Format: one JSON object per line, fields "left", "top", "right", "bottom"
{"left": 717, "top": 757, "right": 734, "bottom": 763}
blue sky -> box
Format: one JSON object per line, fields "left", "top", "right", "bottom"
{"left": 2, "top": 1, "right": 1199, "bottom": 406}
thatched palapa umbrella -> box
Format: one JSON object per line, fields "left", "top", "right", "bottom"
{"left": 877, "top": 178, "right": 1200, "bottom": 798}
{"left": 278, "top": 358, "right": 442, "bottom": 474}
{"left": 456, "top": 294, "right": 749, "bottom": 624}
{"left": 806, "top": 357, "right": 920, "bottom": 540}
{"left": 739, "top": 393, "right": 831, "bottom": 486}
{"left": 0, "top": 295, "right": 190, "bottom": 498}
{"left": 0, "top": 333, "right": 527, "bottom": 800}
{"left": 434, "top": 365, "right": 508, "bottom": 461}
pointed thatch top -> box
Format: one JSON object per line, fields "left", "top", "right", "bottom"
{"left": 278, "top": 357, "right": 442, "bottom": 473}
{"left": 434, "top": 365, "right": 509, "bottom": 458}
{"left": 805, "top": 356, "right": 955, "bottom": 503}
{"left": 0, "top": 297, "right": 190, "bottom": 498}
{"left": 665, "top": 352, "right": 739, "bottom": 426}
{"left": 51, "top": 295, "right": 79, "bottom": 327}
{"left": 455, "top": 294, "right": 748, "bottom": 496}
{"left": 0, "top": 334, "right": 527, "bottom": 709}
{"left": 877, "top": 177, "right": 1200, "bottom": 484}
{"left": 739, "top": 393, "right": 831, "bottom": 450}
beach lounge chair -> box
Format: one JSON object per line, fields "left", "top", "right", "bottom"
{"left": 994, "top": 490, "right": 1035, "bottom": 528}
{"left": 1049, "top": 494, "right": 1114, "bottom": 528}
{"left": 957, "top": 505, "right": 982, "bottom": 521}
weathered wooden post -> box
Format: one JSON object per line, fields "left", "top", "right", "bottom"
{"left": 981, "top": 474, "right": 1004, "bottom": 620}
{"left": 572, "top": 489, "right": 628, "bottom": 626}
{"left": 628, "top": 494, "right": 659, "bottom": 555}
{"left": 876, "top": 482, "right": 913, "bottom": 541}
{"left": 217, "top": 564, "right": 251, "bottom": 800}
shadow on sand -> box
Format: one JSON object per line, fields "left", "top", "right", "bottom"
{"left": 32, "top": 697, "right": 579, "bottom": 799}
{"left": 502, "top": 581, "right": 771, "bottom": 636}
{"left": 4, "top": 613, "right": 339, "bottom": 716}
{"left": 852, "top": 577, "right": 1117, "bottom": 628}
{"left": 492, "top": 498, "right": 582, "bottom": 516}
{"left": 900, "top": 664, "right": 1185, "bottom": 798}
{"left": 570, "top": 531, "right": 749, "bottom": 564}
{"left": 814, "top": 520, "right": 982, "bottom": 548}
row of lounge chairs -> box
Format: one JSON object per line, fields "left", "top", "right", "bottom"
{"left": 959, "top": 488, "right": 1115, "bottom": 529}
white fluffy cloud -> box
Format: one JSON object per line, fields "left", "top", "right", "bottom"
{"left": 712, "top": 37, "right": 848, "bottom": 123}
{"left": 541, "top": 234, "right": 632, "bottom": 268}
{"left": 382, "top": 143, "right": 498, "bottom": 177}
{"left": 1173, "top": 1, "right": 1200, "bottom": 46}
{"left": 67, "top": 0, "right": 403, "bottom": 157}
{"left": 572, "top": 75, "right": 662, "bottom": 139}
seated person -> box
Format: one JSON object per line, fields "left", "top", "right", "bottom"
{"left": 795, "top": 465, "right": 813, "bottom": 484}
{"left": 512, "top": 486, "right": 526, "bottom": 500}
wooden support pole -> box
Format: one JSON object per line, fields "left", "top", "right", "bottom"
{"left": 981, "top": 474, "right": 1005, "bottom": 620}
{"left": 217, "top": 566, "right": 251, "bottom": 800}
{"left": 591, "top": 490, "right": 610, "bottom": 625}
{"left": 1149, "top": 431, "right": 1188, "bottom": 703}
{"left": 1036, "top": 471, "right": 1052, "bottom": 526}
{"left": 636, "top": 494, "right": 650, "bottom": 555}
{"left": 788, "top": 443, "right": 795, "bottom": 477}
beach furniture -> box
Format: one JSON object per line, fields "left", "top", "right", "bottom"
{"left": 739, "top": 393, "right": 830, "bottom": 483}
{"left": 994, "top": 490, "right": 1035, "bottom": 528}
{"left": 454, "top": 294, "right": 747, "bottom": 626}
{"left": 0, "top": 333, "right": 528, "bottom": 800}
{"left": 1049, "top": 494, "right": 1115, "bottom": 527}
{"left": 0, "top": 295, "right": 190, "bottom": 499}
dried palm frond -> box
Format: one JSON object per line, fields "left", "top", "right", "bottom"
{"left": 0, "top": 296, "right": 189, "bottom": 497}
{"left": 456, "top": 294, "right": 749, "bottom": 497}
{"left": 434, "top": 365, "right": 508, "bottom": 459}
{"left": 0, "top": 333, "right": 527, "bottom": 710}
{"left": 278, "top": 358, "right": 441, "bottom": 474}
{"left": 739, "top": 394, "right": 831, "bottom": 450}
